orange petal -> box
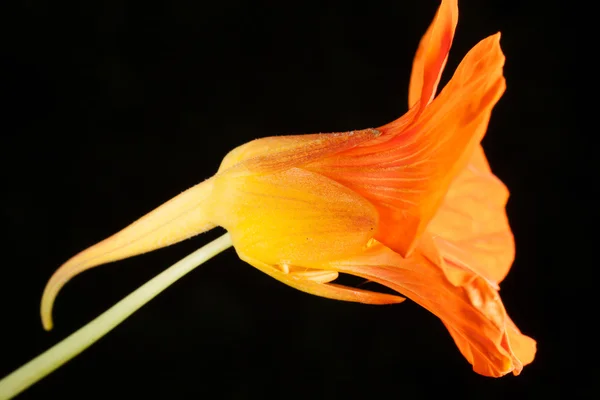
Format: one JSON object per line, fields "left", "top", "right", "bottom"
{"left": 239, "top": 252, "right": 404, "bottom": 305}
{"left": 218, "top": 129, "right": 381, "bottom": 177}
{"left": 41, "top": 178, "right": 216, "bottom": 330}
{"left": 308, "top": 34, "right": 506, "bottom": 258}
{"left": 324, "top": 240, "right": 536, "bottom": 377}
{"left": 427, "top": 145, "right": 515, "bottom": 286}
{"left": 407, "top": 0, "right": 459, "bottom": 109}
{"left": 208, "top": 167, "right": 379, "bottom": 268}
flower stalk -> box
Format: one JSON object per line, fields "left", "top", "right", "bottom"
{"left": 0, "top": 233, "right": 233, "bottom": 400}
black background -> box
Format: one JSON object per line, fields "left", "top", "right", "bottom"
{"left": 0, "top": 0, "right": 588, "bottom": 399}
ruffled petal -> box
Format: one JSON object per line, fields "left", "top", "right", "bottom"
{"left": 505, "top": 316, "right": 537, "bottom": 368}
{"left": 323, "top": 240, "right": 536, "bottom": 377}
{"left": 307, "top": 34, "right": 506, "bottom": 258}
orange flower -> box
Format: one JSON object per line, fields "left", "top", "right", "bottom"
{"left": 41, "top": 0, "right": 535, "bottom": 377}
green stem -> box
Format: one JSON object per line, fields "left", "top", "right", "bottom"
{"left": 0, "top": 233, "right": 233, "bottom": 400}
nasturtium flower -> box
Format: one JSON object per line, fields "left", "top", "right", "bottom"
{"left": 41, "top": 0, "right": 535, "bottom": 377}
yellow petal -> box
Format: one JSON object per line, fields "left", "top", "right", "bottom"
{"left": 41, "top": 178, "right": 216, "bottom": 330}
{"left": 208, "top": 167, "right": 379, "bottom": 268}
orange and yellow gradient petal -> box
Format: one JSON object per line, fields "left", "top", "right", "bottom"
{"left": 36, "top": 0, "right": 535, "bottom": 380}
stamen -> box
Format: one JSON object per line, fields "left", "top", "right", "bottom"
{"left": 277, "top": 263, "right": 290, "bottom": 274}
{"left": 291, "top": 270, "right": 338, "bottom": 284}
